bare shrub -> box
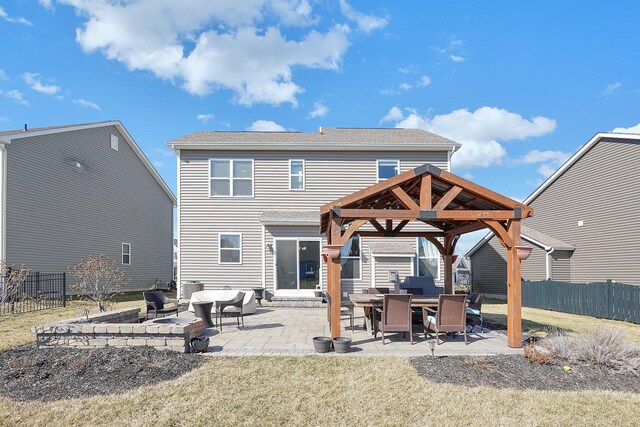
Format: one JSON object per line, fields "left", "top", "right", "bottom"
{"left": 69, "top": 255, "right": 129, "bottom": 312}
{"left": 523, "top": 343, "right": 556, "bottom": 365}
{"left": 0, "top": 260, "right": 29, "bottom": 308}
{"left": 544, "top": 327, "right": 640, "bottom": 375}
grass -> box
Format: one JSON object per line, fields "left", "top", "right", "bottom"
{"left": 1, "top": 356, "right": 639, "bottom": 427}
{"left": 0, "top": 296, "right": 639, "bottom": 426}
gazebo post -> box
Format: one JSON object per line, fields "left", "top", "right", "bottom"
{"left": 506, "top": 219, "right": 523, "bottom": 347}
{"left": 328, "top": 216, "right": 343, "bottom": 338}
{"left": 443, "top": 254, "right": 453, "bottom": 293}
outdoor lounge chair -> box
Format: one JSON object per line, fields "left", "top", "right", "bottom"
{"left": 374, "top": 294, "right": 413, "bottom": 345}
{"left": 465, "top": 293, "right": 484, "bottom": 331}
{"left": 143, "top": 290, "right": 179, "bottom": 319}
{"left": 325, "top": 292, "right": 354, "bottom": 332}
{"left": 217, "top": 291, "right": 245, "bottom": 331}
{"left": 423, "top": 294, "right": 468, "bottom": 345}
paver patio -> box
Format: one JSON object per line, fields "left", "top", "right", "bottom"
{"left": 186, "top": 307, "right": 523, "bottom": 356}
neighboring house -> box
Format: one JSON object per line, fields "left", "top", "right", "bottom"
{"left": 168, "top": 128, "right": 460, "bottom": 297}
{"left": 0, "top": 121, "right": 176, "bottom": 291}
{"left": 467, "top": 132, "right": 640, "bottom": 296}
{"left": 452, "top": 256, "right": 471, "bottom": 287}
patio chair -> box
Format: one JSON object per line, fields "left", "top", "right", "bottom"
{"left": 143, "top": 290, "right": 179, "bottom": 319}
{"left": 362, "top": 287, "right": 390, "bottom": 330}
{"left": 374, "top": 294, "right": 413, "bottom": 345}
{"left": 217, "top": 291, "right": 245, "bottom": 331}
{"left": 423, "top": 294, "right": 468, "bottom": 345}
{"left": 325, "top": 292, "right": 355, "bottom": 332}
{"left": 465, "top": 293, "right": 484, "bottom": 332}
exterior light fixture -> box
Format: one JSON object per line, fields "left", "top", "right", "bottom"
{"left": 321, "top": 245, "right": 342, "bottom": 263}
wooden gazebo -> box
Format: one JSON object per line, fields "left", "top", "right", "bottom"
{"left": 319, "top": 164, "right": 533, "bottom": 348}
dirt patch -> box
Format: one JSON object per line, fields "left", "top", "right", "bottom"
{"left": 0, "top": 344, "right": 204, "bottom": 402}
{"left": 411, "top": 354, "right": 640, "bottom": 393}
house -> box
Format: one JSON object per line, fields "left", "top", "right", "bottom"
{"left": 0, "top": 121, "right": 176, "bottom": 291}
{"left": 168, "top": 128, "right": 461, "bottom": 298}
{"left": 467, "top": 132, "right": 640, "bottom": 296}
{"left": 452, "top": 256, "right": 471, "bottom": 288}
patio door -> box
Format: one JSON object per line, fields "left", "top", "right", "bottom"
{"left": 275, "top": 239, "right": 321, "bottom": 292}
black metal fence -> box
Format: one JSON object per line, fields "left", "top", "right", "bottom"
{"left": 523, "top": 279, "right": 640, "bottom": 324}
{"left": 0, "top": 272, "right": 66, "bottom": 315}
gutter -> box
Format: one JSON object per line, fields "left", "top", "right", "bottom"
{"left": 166, "top": 142, "right": 460, "bottom": 152}
{"left": 0, "top": 145, "right": 6, "bottom": 262}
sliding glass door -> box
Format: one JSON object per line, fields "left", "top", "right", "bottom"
{"left": 275, "top": 239, "right": 321, "bottom": 291}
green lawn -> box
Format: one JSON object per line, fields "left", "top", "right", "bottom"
{"left": 0, "top": 296, "right": 639, "bottom": 426}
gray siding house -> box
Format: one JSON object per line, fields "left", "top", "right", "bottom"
{"left": 0, "top": 121, "right": 176, "bottom": 291}
{"left": 168, "top": 128, "right": 460, "bottom": 298}
{"left": 467, "top": 132, "right": 640, "bottom": 296}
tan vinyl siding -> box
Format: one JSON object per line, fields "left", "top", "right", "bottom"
{"left": 521, "top": 245, "right": 546, "bottom": 281}
{"left": 552, "top": 250, "right": 572, "bottom": 282}
{"left": 5, "top": 125, "right": 173, "bottom": 291}
{"left": 471, "top": 237, "right": 506, "bottom": 295}
{"left": 179, "top": 150, "right": 448, "bottom": 291}
{"left": 524, "top": 138, "right": 640, "bottom": 285}
{"left": 373, "top": 256, "right": 414, "bottom": 290}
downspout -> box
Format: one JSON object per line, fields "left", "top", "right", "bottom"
{"left": 261, "top": 223, "right": 266, "bottom": 290}
{"left": 175, "top": 148, "right": 181, "bottom": 298}
{"left": 545, "top": 247, "right": 555, "bottom": 280}
{"left": 0, "top": 145, "right": 6, "bottom": 262}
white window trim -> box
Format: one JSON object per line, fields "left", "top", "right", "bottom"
{"left": 289, "top": 159, "right": 305, "bottom": 191}
{"left": 219, "top": 233, "right": 243, "bottom": 265}
{"left": 209, "top": 159, "right": 255, "bottom": 198}
{"left": 376, "top": 159, "right": 400, "bottom": 183}
{"left": 415, "top": 237, "right": 441, "bottom": 279}
{"left": 273, "top": 237, "right": 323, "bottom": 292}
{"left": 122, "top": 243, "right": 131, "bottom": 265}
{"left": 341, "top": 236, "right": 362, "bottom": 281}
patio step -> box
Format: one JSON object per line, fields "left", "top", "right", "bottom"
{"left": 264, "top": 297, "right": 325, "bottom": 308}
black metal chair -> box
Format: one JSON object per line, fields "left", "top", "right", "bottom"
{"left": 216, "top": 291, "right": 245, "bottom": 331}
{"left": 465, "top": 293, "right": 485, "bottom": 332}
{"left": 325, "top": 292, "right": 355, "bottom": 332}
{"left": 143, "top": 290, "right": 179, "bottom": 319}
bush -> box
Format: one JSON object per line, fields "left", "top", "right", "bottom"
{"left": 543, "top": 327, "right": 640, "bottom": 375}
{"left": 69, "top": 255, "right": 129, "bottom": 312}
{"left": 523, "top": 343, "right": 555, "bottom": 365}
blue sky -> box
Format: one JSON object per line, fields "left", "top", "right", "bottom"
{"left": 1, "top": 1, "right": 639, "bottom": 253}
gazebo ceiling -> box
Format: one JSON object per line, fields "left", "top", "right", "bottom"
{"left": 319, "top": 163, "right": 532, "bottom": 235}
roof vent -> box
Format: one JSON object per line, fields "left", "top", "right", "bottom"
{"left": 318, "top": 127, "right": 323, "bottom": 134}
{"left": 23, "top": 124, "right": 28, "bottom": 132}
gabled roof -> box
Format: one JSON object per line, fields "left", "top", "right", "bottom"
{"left": 167, "top": 127, "right": 461, "bottom": 152}
{"left": 0, "top": 121, "right": 176, "bottom": 204}
{"left": 466, "top": 132, "right": 640, "bottom": 257}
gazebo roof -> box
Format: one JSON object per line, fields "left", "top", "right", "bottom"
{"left": 320, "top": 163, "right": 532, "bottom": 236}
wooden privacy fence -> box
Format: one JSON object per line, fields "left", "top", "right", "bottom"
{"left": 522, "top": 280, "right": 640, "bottom": 324}
{"left": 0, "top": 272, "right": 66, "bottom": 315}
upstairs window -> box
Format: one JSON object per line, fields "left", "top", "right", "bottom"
{"left": 340, "top": 236, "right": 361, "bottom": 280}
{"left": 417, "top": 238, "right": 440, "bottom": 279}
{"left": 219, "top": 233, "right": 242, "bottom": 264}
{"left": 289, "top": 159, "right": 305, "bottom": 190}
{"left": 377, "top": 160, "right": 399, "bottom": 182}
{"left": 210, "top": 159, "right": 254, "bottom": 197}
{"left": 122, "top": 243, "right": 131, "bottom": 265}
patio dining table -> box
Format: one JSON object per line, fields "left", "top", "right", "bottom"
{"left": 348, "top": 293, "right": 440, "bottom": 334}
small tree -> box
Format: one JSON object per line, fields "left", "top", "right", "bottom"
{"left": 69, "top": 255, "right": 129, "bottom": 312}
{"left": 0, "top": 260, "right": 29, "bottom": 307}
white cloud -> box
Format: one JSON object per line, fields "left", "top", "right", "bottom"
{"left": 39, "top": 0, "right": 54, "bottom": 10}
{"left": 309, "top": 102, "right": 328, "bottom": 118}
{"left": 23, "top": 72, "right": 61, "bottom": 95}
{"left": 398, "top": 65, "right": 418, "bottom": 74}
{"left": 418, "top": 75, "right": 431, "bottom": 87}
{"left": 338, "top": 0, "right": 387, "bottom": 33}
{"left": 536, "top": 163, "right": 557, "bottom": 178}
{"left": 380, "top": 106, "right": 403, "bottom": 123}
{"left": 0, "top": 6, "right": 33, "bottom": 26}
{"left": 383, "top": 106, "right": 557, "bottom": 169}
{"left": 73, "top": 98, "right": 101, "bottom": 110}
{"left": 0, "top": 116, "right": 8, "bottom": 122}
{"left": 399, "top": 82, "right": 412, "bottom": 91}
{"left": 1, "top": 89, "right": 29, "bottom": 106}
{"left": 613, "top": 122, "right": 640, "bottom": 134}
{"left": 449, "top": 54, "right": 465, "bottom": 63}
{"left": 57, "top": 0, "right": 351, "bottom": 106}
{"left": 248, "top": 120, "right": 286, "bottom": 131}
{"left": 603, "top": 82, "right": 622, "bottom": 95}
{"left": 517, "top": 149, "right": 571, "bottom": 179}
{"left": 197, "top": 113, "right": 215, "bottom": 123}
{"left": 0, "top": 69, "right": 7, "bottom": 80}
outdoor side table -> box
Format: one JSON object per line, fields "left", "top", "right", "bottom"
{"left": 192, "top": 301, "right": 215, "bottom": 328}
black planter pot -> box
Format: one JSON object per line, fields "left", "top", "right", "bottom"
{"left": 332, "top": 337, "right": 352, "bottom": 353}
{"left": 190, "top": 336, "right": 210, "bottom": 353}
{"left": 312, "top": 336, "right": 332, "bottom": 353}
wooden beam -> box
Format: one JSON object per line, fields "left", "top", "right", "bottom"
{"left": 337, "top": 208, "right": 521, "bottom": 221}
{"left": 339, "top": 219, "right": 367, "bottom": 245}
{"left": 480, "top": 219, "right": 513, "bottom": 249}
{"left": 444, "top": 222, "right": 486, "bottom": 236}
{"left": 329, "top": 216, "right": 343, "bottom": 338}
{"left": 433, "top": 186, "right": 463, "bottom": 211}
{"left": 357, "top": 231, "right": 446, "bottom": 238}
{"left": 392, "top": 220, "right": 410, "bottom": 233}
{"left": 386, "top": 219, "right": 393, "bottom": 232}
{"left": 424, "top": 236, "right": 446, "bottom": 256}
{"left": 420, "top": 175, "right": 432, "bottom": 209}
{"left": 369, "top": 219, "right": 386, "bottom": 233}
{"left": 390, "top": 186, "right": 420, "bottom": 210}
{"left": 506, "top": 220, "right": 522, "bottom": 348}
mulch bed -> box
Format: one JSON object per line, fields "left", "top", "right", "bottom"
{"left": 411, "top": 354, "right": 640, "bottom": 393}
{"left": 0, "top": 345, "right": 204, "bottom": 402}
